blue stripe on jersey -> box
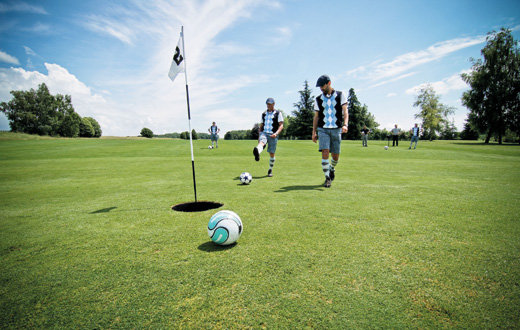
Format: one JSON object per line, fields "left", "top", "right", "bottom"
{"left": 264, "top": 111, "right": 274, "bottom": 134}
{"left": 323, "top": 92, "right": 338, "bottom": 128}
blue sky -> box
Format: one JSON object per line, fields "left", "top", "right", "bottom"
{"left": 1, "top": 0, "right": 519, "bottom": 136}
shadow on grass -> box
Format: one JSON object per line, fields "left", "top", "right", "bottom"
{"left": 274, "top": 184, "right": 324, "bottom": 193}
{"left": 90, "top": 207, "right": 117, "bottom": 214}
{"left": 198, "top": 241, "right": 237, "bottom": 252}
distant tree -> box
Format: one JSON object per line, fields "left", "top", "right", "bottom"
{"left": 84, "top": 117, "right": 102, "bottom": 137}
{"left": 79, "top": 117, "right": 95, "bottom": 137}
{"left": 287, "top": 80, "right": 314, "bottom": 139}
{"left": 459, "top": 119, "right": 480, "bottom": 140}
{"left": 440, "top": 119, "right": 458, "bottom": 140}
{"left": 346, "top": 88, "right": 378, "bottom": 139}
{"left": 140, "top": 127, "right": 153, "bottom": 138}
{"left": 0, "top": 83, "right": 101, "bottom": 138}
{"left": 191, "top": 129, "right": 198, "bottom": 140}
{"left": 413, "top": 84, "right": 454, "bottom": 140}
{"left": 462, "top": 28, "right": 520, "bottom": 144}
{"left": 58, "top": 110, "right": 81, "bottom": 137}
{"left": 250, "top": 123, "right": 260, "bottom": 140}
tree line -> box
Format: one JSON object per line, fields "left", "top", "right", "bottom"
{"left": 0, "top": 83, "right": 101, "bottom": 137}
{"left": 225, "top": 28, "right": 519, "bottom": 144}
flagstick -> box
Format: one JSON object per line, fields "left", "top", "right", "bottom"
{"left": 181, "top": 26, "right": 197, "bottom": 202}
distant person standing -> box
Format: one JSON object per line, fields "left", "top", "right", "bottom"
{"left": 409, "top": 123, "right": 421, "bottom": 149}
{"left": 312, "top": 75, "right": 348, "bottom": 188}
{"left": 361, "top": 125, "right": 370, "bottom": 147}
{"left": 253, "top": 98, "right": 284, "bottom": 177}
{"left": 208, "top": 122, "right": 220, "bottom": 148}
{"left": 391, "top": 124, "right": 401, "bottom": 147}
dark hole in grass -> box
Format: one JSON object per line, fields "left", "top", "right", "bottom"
{"left": 172, "top": 201, "right": 223, "bottom": 212}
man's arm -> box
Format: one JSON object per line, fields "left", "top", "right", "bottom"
{"left": 312, "top": 112, "right": 319, "bottom": 143}
{"left": 342, "top": 104, "right": 348, "bottom": 133}
{"left": 272, "top": 122, "right": 284, "bottom": 138}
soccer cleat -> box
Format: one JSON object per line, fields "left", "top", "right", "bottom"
{"left": 253, "top": 147, "right": 260, "bottom": 161}
{"left": 329, "top": 169, "right": 335, "bottom": 181}
{"left": 323, "top": 176, "right": 332, "bottom": 188}
{"left": 267, "top": 169, "right": 273, "bottom": 177}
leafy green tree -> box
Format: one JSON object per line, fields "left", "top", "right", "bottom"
{"left": 459, "top": 120, "right": 480, "bottom": 140}
{"left": 58, "top": 110, "right": 81, "bottom": 137}
{"left": 140, "top": 127, "right": 153, "bottom": 138}
{"left": 413, "top": 84, "right": 454, "bottom": 140}
{"left": 346, "top": 88, "right": 379, "bottom": 139}
{"left": 440, "top": 119, "right": 458, "bottom": 140}
{"left": 462, "top": 28, "right": 520, "bottom": 144}
{"left": 79, "top": 117, "right": 95, "bottom": 137}
{"left": 84, "top": 117, "right": 102, "bottom": 137}
{"left": 191, "top": 129, "right": 198, "bottom": 140}
{"left": 0, "top": 83, "right": 101, "bottom": 138}
{"left": 249, "top": 123, "right": 260, "bottom": 140}
{"left": 287, "top": 80, "right": 314, "bottom": 139}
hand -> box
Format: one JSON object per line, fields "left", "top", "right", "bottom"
{"left": 312, "top": 132, "right": 317, "bottom": 143}
{"left": 270, "top": 133, "right": 277, "bottom": 138}
{"left": 342, "top": 125, "right": 348, "bottom": 133}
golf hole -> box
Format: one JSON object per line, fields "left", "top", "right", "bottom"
{"left": 172, "top": 201, "right": 223, "bottom": 212}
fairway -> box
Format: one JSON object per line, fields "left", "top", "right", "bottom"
{"left": 1, "top": 134, "right": 519, "bottom": 328}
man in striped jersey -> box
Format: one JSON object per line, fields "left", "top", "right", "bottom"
{"left": 312, "top": 75, "right": 348, "bottom": 188}
{"left": 253, "top": 98, "right": 284, "bottom": 177}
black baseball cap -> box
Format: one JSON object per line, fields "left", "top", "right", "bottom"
{"left": 316, "top": 75, "right": 331, "bottom": 87}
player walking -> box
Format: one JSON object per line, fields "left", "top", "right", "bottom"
{"left": 208, "top": 122, "right": 220, "bottom": 148}
{"left": 312, "top": 75, "right": 348, "bottom": 188}
{"left": 253, "top": 98, "right": 284, "bottom": 177}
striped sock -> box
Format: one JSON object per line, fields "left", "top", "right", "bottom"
{"left": 256, "top": 143, "right": 264, "bottom": 154}
{"left": 269, "top": 157, "right": 275, "bottom": 170}
{"left": 330, "top": 158, "right": 339, "bottom": 171}
{"left": 322, "top": 158, "right": 330, "bottom": 178}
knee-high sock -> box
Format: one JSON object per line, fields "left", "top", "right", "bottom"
{"left": 256, "top": 143, "right": 264, "bottom": 154}
{"left": 269, "top": 157, "right": 275, "bottom": 170}
{"left": 330, "top": 158, "right": 338, "bottom": 171}
{"left": 322, "top": 158, "right": 330, "bottom": 178}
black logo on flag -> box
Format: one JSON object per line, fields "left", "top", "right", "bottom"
{"left": 173, "top": 46, "right": 183, "bottom": 66}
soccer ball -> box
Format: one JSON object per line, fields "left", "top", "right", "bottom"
{"left": 384, "top": 146, "right": 389, "bottom": 150}
{"left": 208, "top": 145, "right": 213, "bottom": 149}
{"left": 208, "top": 210, "right": 243, "bottom": 245}
{"left": 239, "top": 172, "right": 252, "bottom": 184}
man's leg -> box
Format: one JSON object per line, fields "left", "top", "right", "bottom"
{"left": 322, "top": 149, "right": 331, "bottom": 187}
{"left": 268, "top": 152, "right": 275, "bottom": 177}
{"left": 330, "top": 153, "right": 339, "bottom": 181}
{"left": 254, "top": 134, "right": 267, "bottom": 161}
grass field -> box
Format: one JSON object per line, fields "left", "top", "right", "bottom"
{"left": 1, "top": 132, "right": 519, "bottom": 328}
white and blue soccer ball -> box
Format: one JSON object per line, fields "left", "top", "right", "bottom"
{"left": 208, "top": 210, "right": 243, "bottom": 245}
{"left": 208, "top": 145, "right": 213, "bottom": 149}
{"left": 240, "top": 172, "right": 252, "bottom": 185}
{"left": 384, "top": 146, "right": 389, "bottom": 150}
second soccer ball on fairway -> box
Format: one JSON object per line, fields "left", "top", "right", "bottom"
{"left": 240, "top": 172, "right": 252, "bottom": 184}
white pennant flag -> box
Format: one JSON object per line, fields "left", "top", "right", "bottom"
{"left": 168, "top": 35, "right": 185, "bottom": 82}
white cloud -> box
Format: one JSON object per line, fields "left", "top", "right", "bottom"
{"left": 0, "top": 50, "right": 19, "bottom": 65}
{"left": 23, "top": 46, "right": 37, "bottom": 56}
{"left": 1, "top": 0, "right": 284, "bottom": 136}
{"left": 0, "top": 64, "right": 114, "bottom": 132}
{"left": 405, "top": 70, "right": 471, "bottom": 95}
{"left": 0, "top": 2, "right": 48, "bottom": 14}
{"left": 346, "top": 35, "right": 486, "bottom": 85}
{"left": 386, "top": 93, "right": 397, "bottom": 97}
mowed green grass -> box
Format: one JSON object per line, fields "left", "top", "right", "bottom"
{"left": 1, "top": 132, "right": 519, "bottom": 328}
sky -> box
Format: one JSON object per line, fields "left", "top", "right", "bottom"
{"left": 1, "top": 0, "right": 519, "bottom": 136}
